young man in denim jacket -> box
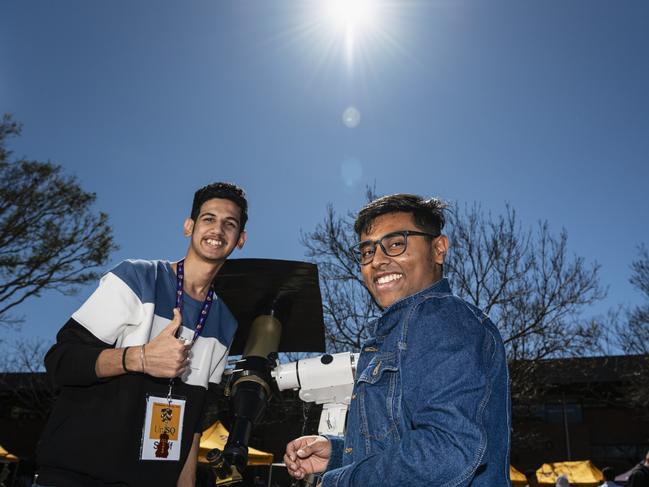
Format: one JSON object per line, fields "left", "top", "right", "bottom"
{"left": 284, "top": 194, "right": 511, "bottom": 486}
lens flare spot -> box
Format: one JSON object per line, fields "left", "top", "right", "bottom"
{"left": 341, "top": 158, "right": 363, "bottom": 187}
{"left": 342, "top": 106, "right": 361, "bottom": 128}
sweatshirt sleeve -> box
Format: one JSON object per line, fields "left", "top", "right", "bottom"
{"left": 44, "top": 261, "right": 147, "bottom": 387}
{"left": 71, "top": 264, "right": 146, "bottom": 345}
{"left": 44, "top": 318, "right": 111, "bottom": 387}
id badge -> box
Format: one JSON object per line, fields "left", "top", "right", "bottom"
{"left": 140, "top": 395, "right": 186, "bottom": 461}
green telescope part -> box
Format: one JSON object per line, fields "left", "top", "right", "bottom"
{"left": 243, "top": 315, "right": 282, "bottom": 358}
{"left": 213, "top": 259, "right": 325, "bottom": 354}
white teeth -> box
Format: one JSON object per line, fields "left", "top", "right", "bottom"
{"left": 376, "top": 274, "right": 402, "bottom": 285}
{"left": 206, "top": 239, "right": 223, "bottom": 247}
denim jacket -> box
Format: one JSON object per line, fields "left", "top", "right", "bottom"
{"left": 321, "top": 279, "right": 511, "bottom": 486}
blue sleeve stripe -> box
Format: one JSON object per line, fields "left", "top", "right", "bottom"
{"left": 110, "top": 260, "right": 158, "bottom": 304}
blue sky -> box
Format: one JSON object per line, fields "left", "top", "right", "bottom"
{"left": 1, "top": 1, "right": 648, "bottom": 349}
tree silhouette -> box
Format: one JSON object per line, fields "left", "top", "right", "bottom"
{"left": 0, "top": 114, "right": 117, "bottom": 327}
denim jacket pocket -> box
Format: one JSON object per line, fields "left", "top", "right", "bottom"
{"left": 356, "top": 352, "right": 401, "bottom": 444}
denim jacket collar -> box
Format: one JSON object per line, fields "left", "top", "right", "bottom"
{"left": 370, "top": 278, "right": 452, "bottom": 337}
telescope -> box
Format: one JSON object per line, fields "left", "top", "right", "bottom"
{"left": 208, "top": 313, "right": 281, "bottom": 479}
{"left": 207, "top": 259, "right": 361, "bottom": 484}
{"left": 273, "top": 352, "right": 358, "bottom": 436}
{"left": 206, "top": 259, "right": 326, "bottom": 481}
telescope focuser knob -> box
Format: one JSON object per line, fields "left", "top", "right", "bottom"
{"left": 320, "top": 354, "right": 334, "bottom": 364}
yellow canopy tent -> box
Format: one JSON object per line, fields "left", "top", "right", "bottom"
{"left": 537, "top": 460, "right": 603, "bottom": 486}
{"left": 198, "top": 421, "right": 273, "bottom": 466}
{"left": 0, "top": 444, "right": 18, "bottom": 463}
{"left": 511, "top": 465, "right": 527, "bottom": 486}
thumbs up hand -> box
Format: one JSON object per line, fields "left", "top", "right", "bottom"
{"left": 143, "top": 308, "right": 191, "bottom": 378}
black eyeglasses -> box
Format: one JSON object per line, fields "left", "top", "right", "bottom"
{"left": 350, "top": 230, "right": 439, "bottom": 265}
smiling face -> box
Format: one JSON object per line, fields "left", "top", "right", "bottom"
{"left": 184, "top": 198, "right": 246, "bottom": 264}
{"left": 360, "top": 211, "right": 448, "bottom": 309}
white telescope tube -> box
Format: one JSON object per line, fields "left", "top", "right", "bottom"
{"left": 272, "top": 352, "right": 358, "bottom": 405}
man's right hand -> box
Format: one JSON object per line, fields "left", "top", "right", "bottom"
{"left": 143, "top": 308, "right": 191, "bottom": 378}
{"left": 284, "top": 435, "right": 331, "bottom": 480}
{"left": 94, "top": 308, "right": 190, "bottom": 379}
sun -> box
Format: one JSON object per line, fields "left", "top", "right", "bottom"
{"left": 282, "top": 1, "right": 405, "bottom": 77}
{"left": 325, "top": 0, "right": 378, "bottom": 32}
{"left": 315, "top": 0, "right": 385, "bottom": 67}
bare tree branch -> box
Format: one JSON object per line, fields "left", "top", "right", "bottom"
{"left": 615, "top": 246, "right": 649, "bottom": 410}
{"left": 0, "top": 113, "right": 118, "bottom": 326}
{"left": 0, "top": 337, "right": 55, "bottom": 419}
{"left": 300, "top": 199, "right": 380, "bottom": 352}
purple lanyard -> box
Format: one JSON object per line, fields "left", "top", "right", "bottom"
{"left": 175, "top": 259, "right": 215, "bottom": 344}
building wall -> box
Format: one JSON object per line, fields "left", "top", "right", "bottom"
{"left": 512, "top": 401, "right": 649, "bottom": 474}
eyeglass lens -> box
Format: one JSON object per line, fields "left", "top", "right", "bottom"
{"left": 356, "top": 232, "right": 408, "bottom": 264}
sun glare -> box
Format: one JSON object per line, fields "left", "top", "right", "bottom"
{"left": 284, "top": 1, "right": 404, "bottom": 81}
{"left": 326, "top": 0, "right": 378, "bottom": 31}
{"left": 318, "top": 0, "right": 383, "bottom": 67}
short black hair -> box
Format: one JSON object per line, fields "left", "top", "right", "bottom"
{"left": 354, "top": 193, "right": 448, "bottom": 238}
{"left": 191, "top": 182, "right": 248, "bottom": 230}
{"left": 602, "top": 467, "right": 616, "bottom": 481}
